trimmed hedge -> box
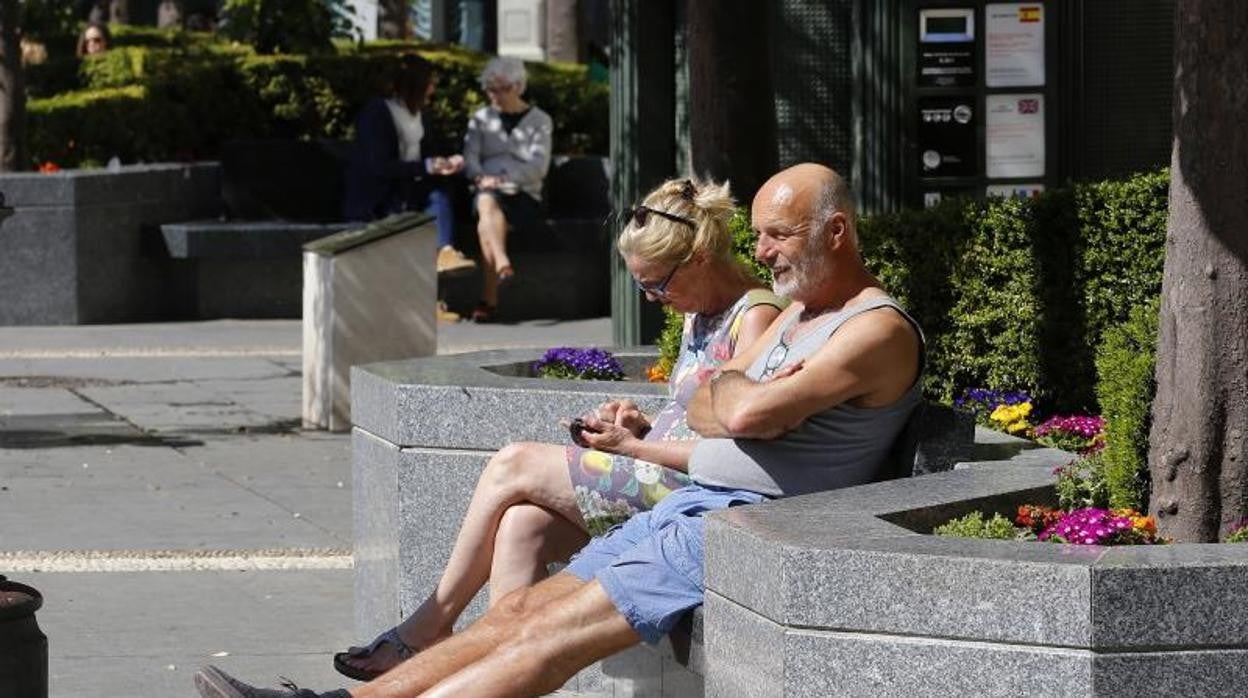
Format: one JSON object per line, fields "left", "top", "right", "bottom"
{"left": 653, "top": 170, "right": 1168, "bottom": 415}
{"left": 861, "top": 170, "right": 1168, "bottom": 411}
{"left": 1094, "top": 298, "right": 1160, "bottom": 510}
{"left": 26, "top": 32, "right": 608, "bottom": 168}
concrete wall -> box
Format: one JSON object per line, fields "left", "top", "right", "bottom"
{"left": 0, "top": 164, "right": 220, "bottom": 325}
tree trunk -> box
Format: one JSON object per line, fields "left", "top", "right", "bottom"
{"left": 0, "top": 0, "right": 25, "bottom": 172}
{"left": 686, "top": 0, "right": 776, "bottom": 202}
{"left": 1148, "top": 0, "right": 1248, "bottom": 542}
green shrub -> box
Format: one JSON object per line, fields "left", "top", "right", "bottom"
{"left": 26, "top": 40, "right": 607, "bottom": 168}
{"left": 1094, "top": 299, "right": 1160, "bottom": 511}
{"left": 1054, "top": 454, "right": 1112, "bottom": 511}
{"left": 860, "top": 171, "right": 1167, "bottom": 411}
{"left": 221, "top": 0, "right": 356, "bottom": 54}
{"left": 933, "top": 512, "right": 1018, "bottom": 540}
{"left": 1227, "top": 524, "right": 1248, "bottom": 543}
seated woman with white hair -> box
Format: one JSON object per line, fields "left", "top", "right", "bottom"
{"left": 462, "top": 56, "right": 554, "bottom": 323}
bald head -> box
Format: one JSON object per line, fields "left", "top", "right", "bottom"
{"left": 753, "top": 163, "right": 856, "bottom": 246}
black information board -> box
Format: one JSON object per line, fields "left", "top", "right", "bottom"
{"left": 917, "top": 96, "right": 976, "bottom": 177}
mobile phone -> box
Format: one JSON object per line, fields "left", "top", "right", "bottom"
{"left": 567, "top": 417, "right": 602, "bottom": 448}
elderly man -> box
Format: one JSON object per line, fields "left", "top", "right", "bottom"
{"left": 193, "top": 163, "right": 923, "bottom": 698}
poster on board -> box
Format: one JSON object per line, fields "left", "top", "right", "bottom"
{"left": 985, "top": 3, "right": 1045, "bottom": 87}
{"left": 986, "top": 93, "right": 1045, "bottom": 178}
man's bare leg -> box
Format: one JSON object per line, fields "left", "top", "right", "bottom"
{"left": 420, "top": 579, "right": 640, "bottom": 698}
{"left": 350, "top": 573, "right": 602, "bottom": 698}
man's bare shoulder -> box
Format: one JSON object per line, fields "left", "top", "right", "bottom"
{"left": 827, "top": 303, "right": 921, "bottom": 406}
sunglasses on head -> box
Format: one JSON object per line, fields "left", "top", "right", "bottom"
{"left": 623, "top": 179, "right": 699, "bottom": 229}
{"left": 624, "top": 205, "right": 696, "bottom": 229}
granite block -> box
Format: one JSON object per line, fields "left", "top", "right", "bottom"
{"left": 161, "top": 221, "right": 351, "bottom": 259}
{"left": 734, "top": 465, "right": 1056, "bottom": 518}
{"left": 0, "top": 207, "right": 77, "bottom": 324}
{"left": 0, "top": 163, "right": 223, "bottom": 325}
{"left": 1092, "top": 649, "right": 1248, "bottom": 696}
{"left": 703, "top": 592, "right": 784, "bottom": 698}
{"left": 351, "top": 350, "right": 667, "bottom": 449}
{"left": 395, "top": 447, "right": 494, "bottom": 628}
{"left": 1091, "top": 546, "right": 1248, "bottom": 648}
{"left": 775, "top": 536, "right": 1098, "bottom": 645}
{"left": 352, "top": 428, "right": 402, "bottom": 639}
{"left": 660, "top": 657, "right": 704, "bottom": 698}
{"left": 601, "top": 643, "right": 663, "bottom": 697}
{"left": 781, "top": 628, "right": 1093, "bottom": 697}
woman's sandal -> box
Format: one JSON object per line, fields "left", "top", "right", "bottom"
{"left": 470, "top": 301, "right": 496, "bottom": 323}
{"left": 333, "top": 626, "right": 416, "bottom": 681}
{"left": 496, "top": 264, "right": 515, "bottom": 284}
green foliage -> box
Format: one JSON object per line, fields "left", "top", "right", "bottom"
{"left": 1054, "top": 454, "right": 1112, "bottom": 511}
{"left": 221, "top": 0, "right": 357, "bottom": 54}
{"left": 20, "top": 0, "right": 79, "bottom": 40}
{"left": 1094, "top": 299, "right": 1160, "bottom": 511}
{"left": 859, "top": 172, "right": 1168, "bottom": 411}
{"left": 933, "top": 511, "right": 1018, "bottom": 540}
{"left": 26, "top": 38, "right": 607, "bottom": 168}
{"left": 1227, "top": 524, "right": 1248, "bottom": 543}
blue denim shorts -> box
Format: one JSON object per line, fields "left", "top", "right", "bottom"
{"left": 564, "top": 484, "right": 765, "bottom": 644}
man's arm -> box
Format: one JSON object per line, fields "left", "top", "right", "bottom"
{"left": 686, "top": 303, "right": 798, "bottom": 435}
{"left": 692, "top": 310, "right": 920, "bottom": 439}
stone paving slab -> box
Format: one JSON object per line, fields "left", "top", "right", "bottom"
{"left": 78, "top": 381, "right": 297, "bottom": 435}
{"left": 0, "top": 357, "right": 293, "bottom": 384}
{"left": 0, "top": 387, "right": 100, "bottom": 416}
{"left": 0, "top": 441, "right": 346, "bottom": 552}
{"left": 32, "top": 569, "right": 354, "bottom": 698}
{"left": 186, "top": 435, "right": 353, "bottom": 544}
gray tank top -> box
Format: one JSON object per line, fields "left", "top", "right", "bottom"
{"left": 688, "top": 296, "right": 924, "bottom": 498}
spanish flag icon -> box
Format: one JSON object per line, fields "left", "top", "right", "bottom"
{"left": 1019, "top": 6, "right": 1041, "bottom": 22}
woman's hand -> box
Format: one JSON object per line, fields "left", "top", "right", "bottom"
{"left": 476, "top": 174, "right": 504, "bottom": 190}
{"left": 595, "top": 399, "right": 651, "bottom": 438}
{"left": 578, "top": 416, "right": 642, "bottom": 456}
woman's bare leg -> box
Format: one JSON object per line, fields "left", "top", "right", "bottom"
{"left": 475, "top": 194, "right": 511, "bottom": 307}
{"left": 489, "top": 504, "right": 589, "bottom": 603}
{"left": 342, "top": 442, "right": 586, "bottom": 675}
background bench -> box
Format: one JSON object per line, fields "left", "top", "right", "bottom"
{"left": 157, "top": 141, "right": 611, "bottom": 321}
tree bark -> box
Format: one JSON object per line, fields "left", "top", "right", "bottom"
{"left": 0, "top": 0, "right": 25, "bottom": 171}
{"left": 1148, "top": 0, "right": 1248, "bottom": 542}
{"left": 686, "top": 0, "right": 776, "bottom": 202}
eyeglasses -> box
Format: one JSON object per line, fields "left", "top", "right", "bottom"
{"left": 633, "top": 261, "right": 682, "bottom": 298}
{"left": 624, "top": 205, "right": 696, "bottom": 229}
{"left": 761, "top": 333, "right": 790, "bottom": 379}
{"left": 483, "top": 82, "right": 514, "bottom": 94}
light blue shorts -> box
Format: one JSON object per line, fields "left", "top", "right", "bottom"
{"left": 564, "top": 484, "right": 765, "bottom": 644}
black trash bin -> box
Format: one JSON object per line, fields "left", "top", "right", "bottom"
{"left": 0, "top": 575, "right": 48, "bottom": 698}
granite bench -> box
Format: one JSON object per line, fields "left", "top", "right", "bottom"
{"left": 156, "top": 144, "right": 611, "bottom": 320}
{"left": 436, "top": 155, "right": 613, "bottom": 321}
{"left": 349, "top": 349, "right": 975, "bottom": 695}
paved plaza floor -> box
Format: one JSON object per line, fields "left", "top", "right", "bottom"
{"left": 0, "top": 317, "right": 611, "bottom": 697}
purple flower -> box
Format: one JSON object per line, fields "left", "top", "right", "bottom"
{"left": 534, "top": 347, "right": 625, "bottom": 381}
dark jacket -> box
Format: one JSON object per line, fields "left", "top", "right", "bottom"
{"left": 342, "top": 97, "right": 450, "bottom": 221}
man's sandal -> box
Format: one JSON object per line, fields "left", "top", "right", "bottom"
{"left": 332, "top": 627, "right": 415, "bottom": 681}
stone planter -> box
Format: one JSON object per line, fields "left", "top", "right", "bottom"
{"left": 704, "top": 437, "right": 1248, "bottom": 696}
{"left": 0, "top": 163, "right": 220, "bottom": 325}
